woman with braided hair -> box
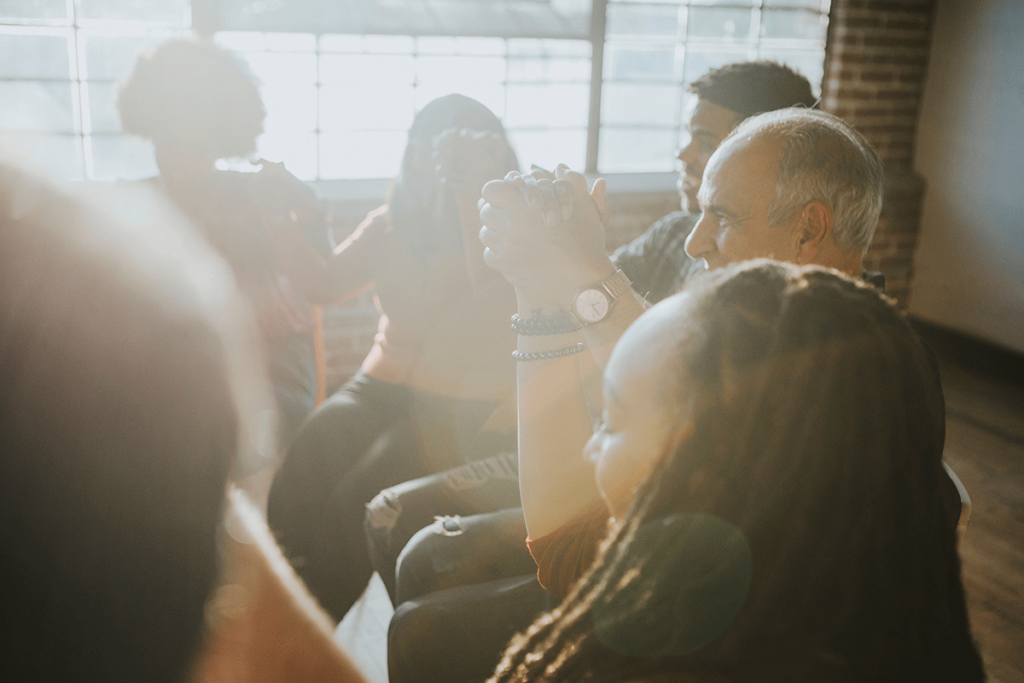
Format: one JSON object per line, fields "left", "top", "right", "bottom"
{"left": 493, "top": 261, "right": 983, "bottom": 683}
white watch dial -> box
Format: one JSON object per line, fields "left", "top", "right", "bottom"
{"left": 574, "top": 288, "right": 610, "bottom": 323}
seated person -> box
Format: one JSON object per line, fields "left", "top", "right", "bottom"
{"left": 386, "top": 108, "right": 961, "bottom": 683}
{"left": 492, "top": 260, "right": 984, "bottom": 682}
{"left": 267, "top": 94, "right": 522, "bottom": 621}
{"left": 0, "top": 156, "right": 366, "bottom": 683}
{"left": 118, "top": 38, "right": 336, "bottom": 449}
{"left": 367, "top": 59, "right": 818, "bottom": 611}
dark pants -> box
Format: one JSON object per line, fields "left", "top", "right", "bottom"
{"left": 267, "top": 372, "right": 512, "bottom": 621}
{"left": 388, "top": 575, "right": 552, "bottom": 683}
{"left": 364, "top": 452, "right": 525, "bottom": 603}
{"left": 382, "top": 502, "right": 550, "bottom": 683}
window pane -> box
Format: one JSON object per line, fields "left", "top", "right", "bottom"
{"left": 686, "top": 7, "right": 753, "bottom": 40}
{"left": 416, "top": 55, "right": 506, "bottom": 87}
{"left": 507, "top": 57, "right": 590, "bottom": 83}
{"left": 506, "top": 129, "right": 586, "bottom": 173}
{"left": 83, "top": 81, "right": 122, "bottom": 133}
{"left": 602, "top": 83, "right": 680, "bottom": 127}
{"left": 77, "top": 0, "right": 189, "bottom": 25}
{"left": 260, "top": 84, "right": 317, "bottom": 134}
{"left": 81, "top": 33, "right": 167, "bottom": 81}
{"left": 0, "top": 32, "right": 71, "bottom": 79}
{"left": 606, "top": 4, "right": 680, "bottom": 39}
{"left": 507, "top": 39, "right": 590, "bottom": 58}
{"left": 599, "top": 127, "right": 677, "bottom": 173}
{"left": 319, "top": 131, "right": 406, "bottom": 180}
{"left": 682, "top": 48, "right": 750, "bottom": 84}
{"left": 243, "top": 51, "right": 317, "bottom": 85}
{"left": 364, "top": 34, "right": 416, "bottom": 54}
{"left": 505, "top": 84, "right": 589, "bottom": 128}
{"left": 604, "top": 43, "right": 677, "bottom": 82}
{"left": 762, "top": 0, "right": 827, "bottom": 9}
{"left": 687, "top": 0, "right": 755, "bottom": 5}
{"left": 319, "top": 54, "right": 415, "bottom": 85}
{"left": 0, "top": 81, "right": 75, "bottom": 132}
{"left": 0, "top": 0, "right": 68, "bottom": 21}
{"left": 88, "top": 134, "right": 157, "bottom": 181}
{"left": 0, "top": 133, "right": 83, "bottom": 180}
{"left": 414, "top": 84, "right": 506, "bottom": 121}
{"left": 761, "top": 9, "right": 828, "bottom": 42}
{"left": 258, "top": 131, "right": 318, "bottom": 180}
{"left": 264, "top": 32, "right": 315, "bottom": 52}
{"left": 215, "top": 31, "right": 266, "bottom": 52}
{"left": 320, "top": 85, "right": 415, "bottom": 132}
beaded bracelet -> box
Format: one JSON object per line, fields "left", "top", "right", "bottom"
{"left": 512, "top": 342, "right": 586, "bottom": 362}
{"left": 511, "top": 310, "right": 580, "bottom": 336}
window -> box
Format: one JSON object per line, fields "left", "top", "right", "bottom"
{"left": 0, "top": 0, "right": 189, "bottom": 180}
{"left": 601, "top": 0, "right": 829, "bottom": 173}
{"left": 0, "top": 0, "right": 828, "bottom": 183}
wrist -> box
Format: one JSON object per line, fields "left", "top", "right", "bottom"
{"left": 560, "top": 257, "right": 618, "bottom": 307}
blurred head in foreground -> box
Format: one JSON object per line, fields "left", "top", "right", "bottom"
{"left": 0, "top": 155, "right": 268, "bottom": 682}
{"left": 493, "top": 261, "right": 983, "bottom": 683}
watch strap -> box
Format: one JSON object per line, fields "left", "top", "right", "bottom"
{"left": 570, "top": 269, "right": 633, "bottom": 326}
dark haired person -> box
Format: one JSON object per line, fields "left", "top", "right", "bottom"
{"left": 490, "top": 260, "right": 984, "bottom": 683}
{"left": 266, "top": 94, "right": 524, "bottom": 622}
{"left": 118, "top": 38, "right": 334, "bottom": 450}
{"left": 615, "top": 60, "right": 817, "bottom": 301}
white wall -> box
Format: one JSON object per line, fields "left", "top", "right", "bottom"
{"left": 911, "top": 0, "right": 1024, "bottom": 353}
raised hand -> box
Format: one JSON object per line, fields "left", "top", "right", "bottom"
{"left": 506, "top": 164, "right": 614, "bottom": 231}
{"left": 478, "top": 166, "right": 617, "bottom": 308}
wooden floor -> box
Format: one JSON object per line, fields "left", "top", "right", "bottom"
{"left": 921, "top": 325, "right": 1024, "bottom": 683}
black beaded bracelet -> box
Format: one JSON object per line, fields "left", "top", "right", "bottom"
{"left": 512, "top": 342, "right": 586, "bottom": 362}
{"left": 511, "top": 310, "right": 580, "bottom": 336}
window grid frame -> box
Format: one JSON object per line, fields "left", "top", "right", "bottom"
{"left": 0, "top": 0, "right": 828, "bottom": 181}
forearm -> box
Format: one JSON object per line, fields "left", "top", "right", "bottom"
{"left": 515, "top": 297, "right": 602, "bottom": 540}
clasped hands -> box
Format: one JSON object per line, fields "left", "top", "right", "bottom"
{"left": 478, "top": 165, "right": 616, "bottom": 308}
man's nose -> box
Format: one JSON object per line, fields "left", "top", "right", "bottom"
{"left": 685, "top": 212, "right": 714, "bottom": 261}
{"left": 677, "top": 139, "right": 696, "bottom": 165}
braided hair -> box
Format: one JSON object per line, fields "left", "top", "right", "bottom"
{"left": 491, "top": 261, "right": 983, "bottom": 683}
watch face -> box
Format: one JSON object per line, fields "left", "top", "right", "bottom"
{"left": 574, "top": 288, "right": 611, "bottom": 322}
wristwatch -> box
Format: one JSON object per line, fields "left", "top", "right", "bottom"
{"left": 569, "top": 269, "right": 633, "bottom": 327}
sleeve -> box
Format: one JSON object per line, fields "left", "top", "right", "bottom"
{"left": 612, "top": 212, "right": 698, "bottom": 303}
{"left": 526, "top": 502, "right": 611, "bottom": 601}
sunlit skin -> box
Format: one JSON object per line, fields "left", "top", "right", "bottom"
{"left": 685, "top": 135, "right": 862, "bottom": 275}
{"left": 583, "top": 294, "right": 693, "bottom": 519}
{"left": 677, "top": 98, "right": 741, "bottom": 214}
{"left": 684, "top": 137, "right": 804, "bottom": 270}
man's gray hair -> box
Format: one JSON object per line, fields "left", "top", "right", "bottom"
{"left": 727, "top": 108, "right": 884, "bottom": 255}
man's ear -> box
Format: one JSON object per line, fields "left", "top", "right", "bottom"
{"left": 795, "top": 200, "right": 833, "bottom": 262}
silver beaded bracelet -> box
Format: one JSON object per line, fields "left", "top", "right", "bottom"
{"left": 512, "top": 342, "right": 586, "bottom": 362}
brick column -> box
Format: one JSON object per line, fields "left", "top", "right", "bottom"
{"left": 821, "top": 0, "right": 937, "bottom": 307}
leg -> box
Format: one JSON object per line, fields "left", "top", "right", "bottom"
{"left": 267, "top": 373, "right": 410, "bottom": 619}
{"left": 365, "top": 451, "right": 522, "bottom": 602}
{"left": 298, "top": 418, "right": 426, "bottom": 620}
{"left": 388, "top": 575, "right": 552, "bottom": 683}
{"left": 395, "top": 507, "right": 535, "bottom": 604}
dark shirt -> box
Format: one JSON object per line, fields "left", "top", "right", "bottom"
{"left": 613, "top": 211, "right": 702, "bottom": 304}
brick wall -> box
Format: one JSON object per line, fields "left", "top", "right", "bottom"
{"left": 822, "top": 0, "right": 938, "bottom": 307}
